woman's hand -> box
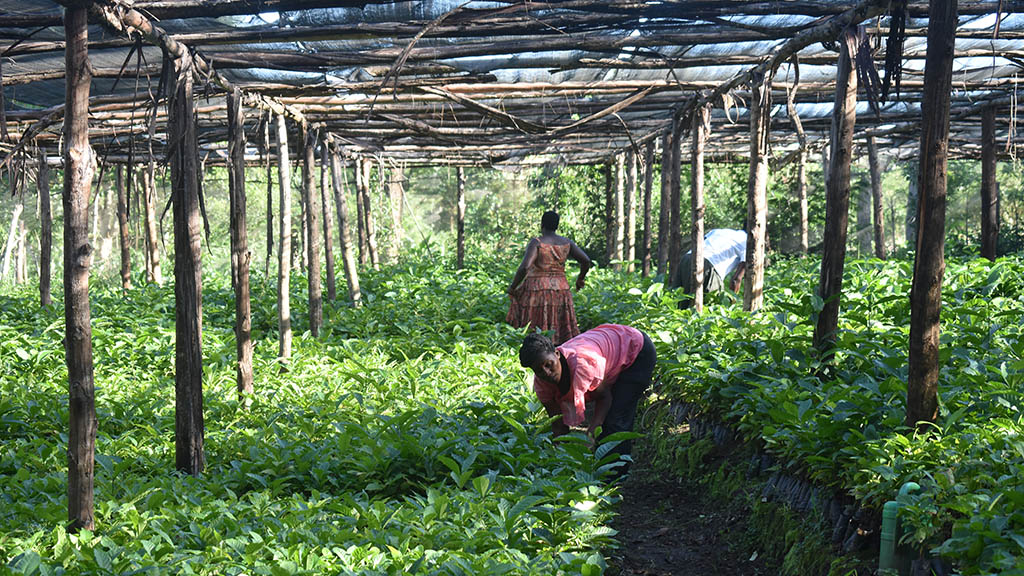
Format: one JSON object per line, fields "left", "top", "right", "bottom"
{"left": 575, "top": 275, "right": 585, "bottom": 291}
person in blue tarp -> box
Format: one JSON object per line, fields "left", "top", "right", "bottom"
{"left": 675, "top": 228, "right": 747, "bottom": 308}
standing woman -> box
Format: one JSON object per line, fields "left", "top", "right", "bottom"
{"left": 507, "top": 211, "right": 591, "bottom": 344}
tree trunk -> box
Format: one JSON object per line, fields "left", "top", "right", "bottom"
{"left": 39, "top": 153, "right": 52, "bottom": 307}
{"left": 143, "top": 160, "right": 162, "bottom": 284}
{"left": 354, "top": 158, "right": 367, "bottom": 265}
{"left": 1, "top": 200, "right": 22, "bottom": 282}
{"left": 641, "top": 140, "right": 654, "bottom": 277}
{"left": 169, "top": 49, "right": 204, "bottom": 476}
{"left": 813, "top": 28, "right": 858, "bottom": 356}
{"left": 744, "top": 70, "right": 773, "bottom": 312}
{"left": 329, "top": 147, "right": 362, "bottom": 306}
{"left": 657, "top": 131, "right": 672, "bottom": 275}
{"left": 625, "top": 150, "right": 637, "bottom": 272}
{"left": 868, "top": 136, "right": 887, "bottom": 259}
{"left": 456, "top": 166, "right": 467, "bottom": 270}
{"left": 604, "top": 162, "right": 614, "bottom": 266}
{"left": 16, "top": 211, "right": 27, "bottom": 284}
{"left": 302, "top": 128, "right": 323, "bottom": 338}
{"left": 116, "top": 165, "right": 131, "bottom": 289}
{"left": 980, "top": 106, "right": 998, "bottom": 261}
{"left": 361, "top": 159, "right": 380, "bottom": 270}
{"left": 907, "top": 0, "right": 957, "bottom": 430}
{"left": 614, "top": 153, "right": 625, "bottom": 270}
{"left": 63, "top": 3, "right": 97, "bottom": 532}
{"left": 275, "top": 114, "right": 293, "bottom": 362}
{"left": 227, "top": 88, "right": 254, "bottom": 400}
{"left": 320, "top": 142, "right": 337, "bottom": 302}
{"left": 667, "top": 116, "right": 684, "bottom": 289}
{"left": 298, "top": 159, "right": 308, "bottom": 273}
{"left": 389, "top": 165, "right": 405, "bottom": 263}
{"left": 905, "top": 162, "right": 919, "bottom": 249}
{"left": 691, "top": 102, "right": 711, "bottom": 313}
{"left": 857, "top": 174, "right": 873, "bottom": 255}
{"left": 264, "top": 113, "right": 274, "bottom": 277}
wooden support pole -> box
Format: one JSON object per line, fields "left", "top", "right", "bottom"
{"left": 320, "top": 141, "right": 337, "bottom": 302}
{"left": 868, "top": 136, "right": 887, "bottom": 259}
{"left": 388, "top": 164, "right": 405, "bottom": 263}
{"left": 143, "top": 160, "right": 162, "bottom": 284}
{"left": 691, "top": 102, "right": 711, "bottom": 313}
{"left": 276, "top": 113, "right": 293, "bottom": 362}
{"left": 667, "top": 117, "right": 684, "bottom": 288}
{"left": 813, "top": 28, "right": 858, "bottom": 355}
{"left": 625, "top": 150, "right": 637, "bottom": 272}
{"left": 63, "top": 3, "right": 97, "bottom": 532}
{"left": 641, "top": 140, "right": 654, "bottom": 277}
{"left": 456, "top": 166, "right": 467, "bottom": 270}
{"left": 614, "top": 153, "right": 625, "bottom": 270}
{"left": 2, "top": 194, "right": 23, "bottom": 283}
{"left": 169, "top": 48, "right": 205, "bottom": 476}
{"left": 227, "top": 87, "right": 254, "bottom": 399}
{"left": 798, "top": 150, "right": 810, "bottom": 255}
{"left": 38, "top": 152, "right": 52, "bottom": 307}
{"left": 116, "top": 165, "right": 131, "bottom": 289}
{"left": 744, "top": 70, "right": 773, "bottom": 312}
{"left": 354, "top": 158, "right": 367, "bottom": 265}
{"left": 329, "top": 147, "right": 361, "bottom": 306}
{"left": 302, "top": 127, "right": 323, "bottom": 338}
{"left": 905, "top": 162, "right": 919, "bottom": 249}
{"left": 657, "top": 131, "right": 671, "bottom": 275}
{"left": 980, "top": 106, "right": 998, "bottom": 260}
{"left": 907, "top": 0, "right": 957, "bottom": 430}
{"left": 298, "top": 151, "right": 308, "bottom": 272}
{"left": 361, "top": 159, "right": 380, "bottom": 270}
{"left": 604, "top": 162, "right": 614, "bottom": 266}
{"left": 263, "top": 114, "right": 274, "bottom": 277}
{"left": 857, "top": 173, "right": 873, "bottom": 255}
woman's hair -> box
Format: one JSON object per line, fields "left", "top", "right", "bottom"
{"left": 519, "top": 332, "right": 555, "bottom": 367}
{"left": 541, "top": 210, "right": 560, "bottom": 232}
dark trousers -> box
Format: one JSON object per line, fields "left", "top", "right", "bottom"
{"left": 599, "top": 332, "right": 657, "bottom": 457}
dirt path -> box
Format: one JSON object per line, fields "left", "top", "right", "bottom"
{"left": 606, "top": 471, "right": 769, "bottom": 576}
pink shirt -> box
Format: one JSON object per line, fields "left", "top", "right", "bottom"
{"left": 533, "top": 324, "right": 644, "bottom": 426}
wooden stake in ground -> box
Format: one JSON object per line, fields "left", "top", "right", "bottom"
{"left": 275, "top": 113, "right": 293, "bottom": 362}
{"left": 329, "top": 147, "right": 361, "bottom": 306}
{"left": 116, "top": 165, "right": 131, "bottom": 289}
{"left": 320, "top": 142, "right": 337, "bottom": 302}
{"left": 641, "top": 140, "right": 654, "bottom": 277}
{"left": 302, "top": 127, "right": 323, "bottom": 338}
{"left": 38, "top": 152, "right": 52, "bottom": 307}
{"left": 813, "top": 27, "right": 858, "bottom": 356}
{"left": 1, "top": 194, "right": 23, "bottom": 282}
{"left": 625, "top": 150, "right": 637, "bottom": 272}
{"left": 168, "top": 48, "right": 205, "bottom": 476}
{"left": 263, "top": 113, "right": 274, "bottom": 277}
{"left": 143, "top": 160, "right": 162, "bottom": 284}
{"left": 857, "top": 173, "right": 873, "bottom": 255}
{"left": 361, "top": 159, "right": 380, "bottom": 270}
{"left": 388, "top": 164, "right": 405, "bottom": 263}
{"left": 744, "top": 69, "right": 773, "bottom": 312}
{"left": 227, "top": 88, "right": 254, "bottom": 399}
{"left": 907, "top": 0, "right": 957, "bottom": 430}
{"left": 980, "top": 106, "right": 999, "bottom": 261}
{"left": 456, "top": 166, "right": 467, "bottom": 270}
{"left": 691, "top": 102, "right": 711, "bottom": 313}
{"left": 868, "top": 136, "right": 887, "bottom": 259}
{"left": 667, "top": 117, "right": 684, "bottom": 288}
{"left": 63, "top": 2, "right": 97, "bottom": 531}
{"left": 657, "top": 131, "right": 671, "bottom": 275}
{"left": 905, "top": 162, "right": 919, "bottom": 249}
{"left": 354, "top": 158, "right": 367, "bottom": 265}
{"left": 614, "top": 153, "right": 625, "bottom": 271}
{"left": 604, "top": 162, "right": 614, "bottom": 266}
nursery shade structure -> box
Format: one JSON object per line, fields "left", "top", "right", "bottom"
{"left": 3, "top": 1, "right": 1024, "bottom": 166}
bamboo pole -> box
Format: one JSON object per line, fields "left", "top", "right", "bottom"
{"left": 907, "top": 0, "right": 957, "bottom": 430}
{"left": 813, "top": 28, "right": 858, "bottom": 355}
{"left": 691, "top": 102, "right": 711, "bottom": 313}
{"left": 227, "top": 87, "right": 254, "bottom": 399}
{"left": 276, "top": 113, "right": 293, "bottom": 362}
{"left": 980, "top": 106, "right": 998, "bottom": 260}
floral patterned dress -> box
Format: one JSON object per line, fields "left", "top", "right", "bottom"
{"left": 506, "top": 241, "right": 580, "bottom": 344}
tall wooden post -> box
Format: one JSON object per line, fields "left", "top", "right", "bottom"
{"left": 360, "top": 159, "right": 380, "bottom": 270}
{"left": 263, "top": 113, "right": 274, "bottom": 277}
{"left": 745, "top": 70, "right": 773, "bottom": 312}
{"left": 116, "top": 165, "right": 131, "bottom": 289}
{"left": 329, "top": 147, "right": 361, "bottom": 305}
{"left": 857, "top": 174, "right": 873, "bottom": 255}
{"left": 657, "top": 131, "right": 672, "bottom": 275}
{"left": 64, "top": 3, "right": 97, "bottom": 531}
{"left": 905, "top": 162, "right": 919, "bottom": 249}
{"left": 868, "top": 136, "right": 887, "bottom": 259}
{"left": 320, "top": 142, "right": 337, "bottom": 301}
{"left": 168, "top": 49, "right": 204, "bottom": 476}
{"left": 625, "top": 151, "right": 637, "bottom": 272}
{"left": 691, "top": 102, "right": 711, "bottom": 312}
{"left": 227, "top": 88, "right": 254, "bottom": 399}
{"left": 388, "top": 165, "right": 405, "bottom": 263}
{"left": 787, "top": 79, "right": 809, "bottom": 255}
{"left": 667, "top": 116, "right": 684, "bottom": 288}
{"left": 143, "top": 159, "right": 162, "bottom": 284}
{"left": 39, "top": 153, "right": 52, "bottom": 307}
{"left": 354, "top": 158, "right": 367, "bottom": 265}
{"left": 907, "top": 0, "right": 957, "bottom": 429}
{"left": 456, "top": 166, "right": 467, "bottom": 269}
{"left": 614, "top": 153, "right": 625, "bottom": 270}
{"left": 302, "top": 128, "right": 322, "bottom": 338}
{"left": 813, "top": 28, "right": 858, "bottom": 355}
{"left": 604, "top": 162, "right": 614, "bottom": 266}
{"left": 980, "top": 106, "right": 998, "bottom": 260}
{"left": 275, "top": 114, "right": 293, "bottom": 362}
{"left": 641, "top": 140, "right": 654, "bottom": 277}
